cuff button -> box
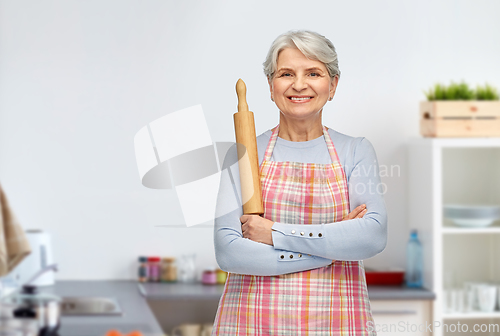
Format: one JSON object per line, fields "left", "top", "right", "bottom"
{"left": 280, "top": 255, "right": 285, "bottom": 259}
{"left": 298, "top": 254, "right": 302, "bottom": 258}
{"left": 300, "top": 231, "right": 305, "bottom": 236}
{"left": 289, "top": 254, "right": 293, "bottom": 259}
{"left": 291, "top": 230, "right": 296, "bottom": 234}
{"left": 309, "top": 232, "right": 313, "bottom": 237}
{"left": 318, "top": 233, "right": 323, "bottom": 237}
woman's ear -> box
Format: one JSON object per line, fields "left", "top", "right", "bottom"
{"left": 329, "top": 75, "right": 339, "bottom": 99}
{"left": 268, "top": 77, "right": 274, "bottom": 101}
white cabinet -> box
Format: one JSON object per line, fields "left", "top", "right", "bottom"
{"left": 409, "top": 138, "right": 500, "bottom": 336}
{"left": 371, "top": 300, "right": 432, "bottom": 336}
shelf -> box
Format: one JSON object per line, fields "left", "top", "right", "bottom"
{"left": 443, "top": 311, "right": 500, "bottom": 319}
{"left": 409, "top": 139, "right": 500, "bottom": 336}
{"left": 442, "top": 227, "right": 500, "bottom": 234}
{"left": 410, "top": 137, "right": 500, "bottom": 148}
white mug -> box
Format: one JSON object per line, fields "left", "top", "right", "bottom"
{"left": 477, "top": 284, "right": 497, "bottom": 312}
{"left": 455, "top": 289, "right": 465, "bottom": 313}
{"left": 465, "top": 288, "right": 475, "bottom": 312}
{"left": 466, "top": 281, "right": 488, "bottom": 311}
{"left": 172, "top": 324, "right": 201, "bottom": 336}
{"left": 442, "top": 289, "right": 450, "bottom": 313}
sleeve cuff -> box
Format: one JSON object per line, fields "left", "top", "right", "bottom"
{"left": 271, "top": 222, "right": 326, "bottom": 251}
{"left": 275, "top": 250, "right": 316, "bottom": 262}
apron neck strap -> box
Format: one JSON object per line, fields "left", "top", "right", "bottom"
{"left": 262, "top": 125, "right": 339, "bottom": 164}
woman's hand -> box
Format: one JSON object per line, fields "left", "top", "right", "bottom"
{"left": 241, "top": 215, "right": 275, "bottom": 246}
{"left": 241, "top": 205, "right": 366, "bottom": 245}
{"left": 342, "top": 204, "right": 367, "bottom": 221}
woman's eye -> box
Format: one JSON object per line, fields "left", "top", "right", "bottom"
{"left": 279, "top": 73, "right": 292, "bottom": 77}
{"left": 309, "top": 72, "right": 320, "bottom": 77}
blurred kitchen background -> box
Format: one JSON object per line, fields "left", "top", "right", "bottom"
{"left": 1, "top": 0, "right": 500, "bottom": 334}
{"left": 8, "top": 0, "right": 500, "bottom": 280}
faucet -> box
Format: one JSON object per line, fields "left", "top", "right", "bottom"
{"left": 24, "top": 263, "right": 58, "bottom": 287}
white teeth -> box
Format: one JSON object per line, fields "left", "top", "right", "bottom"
{"left": 290, "top": 97, "right": 312, "bottom": 101}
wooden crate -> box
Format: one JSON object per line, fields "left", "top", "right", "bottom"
{"left": 420, "top": 101, "right": 500, "bottom": 137}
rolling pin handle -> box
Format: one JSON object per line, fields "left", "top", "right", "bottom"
{"left": 236, "top": 78, "right": 249, "bottom": 112}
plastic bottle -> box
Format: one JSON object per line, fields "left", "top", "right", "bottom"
{"left": 405, "top": 229, "right": 423, "bottom": 288}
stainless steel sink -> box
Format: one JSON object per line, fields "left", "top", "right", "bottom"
{"left": 60, "top": 297, "right": 123, "bottom": 316}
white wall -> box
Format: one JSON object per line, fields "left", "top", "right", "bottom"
{"left": 1, "top": 0, "right": 499, "bottom": 279}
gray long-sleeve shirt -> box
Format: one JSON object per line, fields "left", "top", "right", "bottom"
{"left": 214, "top": 127, "right": 388, "bottom": 276}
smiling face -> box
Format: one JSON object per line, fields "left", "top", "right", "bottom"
{"left": 269, "top": 47, "right": 338, "bottom": 124}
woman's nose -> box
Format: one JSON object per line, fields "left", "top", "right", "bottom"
{"left": 292, "top": 75, "right": 307, "bottom": 91}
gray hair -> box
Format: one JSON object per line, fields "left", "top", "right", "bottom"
{"left": 263, "top": 30, "right": 341, "bottom": 80}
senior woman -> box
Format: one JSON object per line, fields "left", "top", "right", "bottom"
{"left": 212, "top": 30, "right": 387, "bottom": 335}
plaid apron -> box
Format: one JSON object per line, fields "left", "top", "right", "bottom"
{"left": 213, "top": 125, "right": 375, "bottom": 336}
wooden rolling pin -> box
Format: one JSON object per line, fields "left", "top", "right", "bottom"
{"left": 234, "top": 79, "right": 264, "bottom": 215}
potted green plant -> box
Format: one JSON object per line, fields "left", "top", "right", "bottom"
{"left": 420, "top": 81, "right": 500, "bottom": 137}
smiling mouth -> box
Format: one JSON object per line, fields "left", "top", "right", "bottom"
{"left": 288, "top": 96, "right": 313, "bottom": 102}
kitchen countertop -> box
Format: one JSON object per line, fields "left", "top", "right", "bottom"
{"left": 29, "top": 280, "right": 434, "bottom": 336}
{"left": 366, "top": 285, "right": 435, "bottom": 300}
{"left": 39, "top": 281, "right": 163, "bottom": 336}
{"left": 140, "top": 282, "right": 436, "bottom": 301}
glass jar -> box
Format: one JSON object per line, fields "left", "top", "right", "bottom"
{"left": 178, "top": 254, "right": 196, "bottom": 283}
{"left": 202, "top": 268, "right": 217, "bottom": 285}
{"left": 148, "top": 257, "right": 161, "bottom": 282}
{"left": 215, "top": 269, "right": 228, "bottom": 284}
{"left": 161, "top": 257, "right": 177, "bottom": 282}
